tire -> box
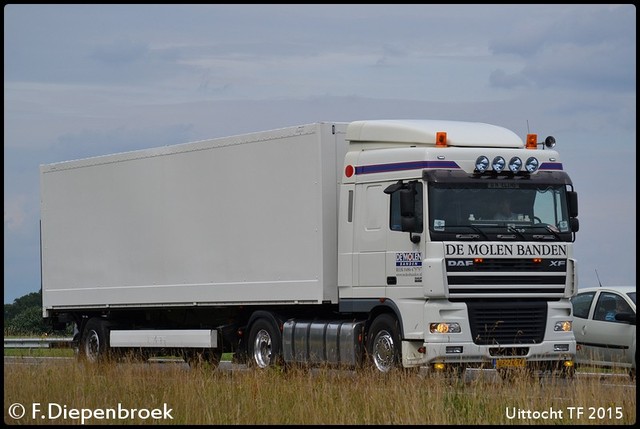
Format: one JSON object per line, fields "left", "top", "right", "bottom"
{"left": 366, "top": 314, "right": 401, "bottom": 373}
{"left": 247, "top": 317, "right": 282, "bottom": 369}
{"left": 79, "top": 317, "right": 112, "bottom": 363}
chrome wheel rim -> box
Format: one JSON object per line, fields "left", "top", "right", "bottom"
{"left": 372, "top": 330, "right": 395, "bottom": 372}
{"left": 252, "top": 329, "right": 272, "bottom": 368}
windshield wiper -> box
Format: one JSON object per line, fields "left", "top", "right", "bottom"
{"left": 530, "top": 224, "right": 562, "bottom": 240}
{"left": 453, "top": 225, "right": 489, "bottom": 240}
{"left": 505, "top": 226, "right": 526, "bottom": 240}
{"left": 544, "top": 224, "right": 562, "bottom": 240}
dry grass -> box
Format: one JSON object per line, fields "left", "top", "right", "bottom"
{"left": 4, "top": 359, "right": 636, "bottom": 425}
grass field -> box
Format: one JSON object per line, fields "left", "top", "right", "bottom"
{"left": 4, "top": 355, "right": 636, "bottom": 425}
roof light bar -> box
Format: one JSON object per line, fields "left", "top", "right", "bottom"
{"left": 525, "top": 157, "right": 539, "bottom": 173}
{"left": 475, "top": 156, "right": 489, "bottom": 173}
{"left": 508, "top": 157, "right": 522, "bottom": 173}
{"left": 492, "top": 156, "right": 506, "bottom": 173}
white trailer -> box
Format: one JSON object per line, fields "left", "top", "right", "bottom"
{"left": 41, "top": 119, "right": 580, "bottom": 375}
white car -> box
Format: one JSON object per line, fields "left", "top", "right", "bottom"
{"left": 571, "top": 286, "right": 636, "bottom": 378}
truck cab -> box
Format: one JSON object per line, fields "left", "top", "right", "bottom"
{"left": 337, "top": 119, "right": 578, "bottom": 374}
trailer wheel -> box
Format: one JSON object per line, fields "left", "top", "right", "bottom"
{"left": 79, "top": 318, "right": 112, "bottom": 363}
{"left": 367, "top": 314, "right": 401, "bottom": 373}
{"left": 247, "top": 318, "right": 282, "bottom": 369}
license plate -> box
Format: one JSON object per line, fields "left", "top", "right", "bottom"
{"left": 494, "top": 358, "right": 526, "bottom": 369}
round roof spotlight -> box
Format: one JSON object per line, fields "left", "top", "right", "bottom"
{"left": 492, "top": 156, "right": 505, "bottom": 173}
{"left": 525, "top": 156, "right": 539, "bottom": 173}
{"left": 475, "top": 156, "right": 489, "bottom": 173}
{"left": 508, "top": 156, "right": 522, "bottom": 173}
{"left": 544, "top": 136, "right": 556, "bottom": 149}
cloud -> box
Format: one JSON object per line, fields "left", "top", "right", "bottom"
{"left": 4, "top": 196, "right": 28, "bottom": 232}
{"left": 488, "top": 4, "right": 635, "bottom": 93}
{"left": 53, "top": 124, "right": 196, "bottom": 160}
{"left": 90, "top": 38, "right": 150, "bottom": 65}
{"left": 489, "top": 69, "right": 532, "bottom": 89}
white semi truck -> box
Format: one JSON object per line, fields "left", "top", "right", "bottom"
{"left": 40, "top": 119, "right": 579, "bottom": 375}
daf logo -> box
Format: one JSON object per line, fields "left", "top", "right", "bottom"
{"left": 448, "top": 260, "right": 474, "bottom": 267}
{"left": 549, "top": 260, "right": 566, "bottom": 267}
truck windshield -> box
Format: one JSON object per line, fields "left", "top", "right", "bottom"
{"left": 427, "top": 182, "right": 573, "bottom": 242}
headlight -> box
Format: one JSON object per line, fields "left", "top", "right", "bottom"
{"left": 525, "top": 156, "right": 539, "bottom": 173}
{"left": 430, "top": 322, "right": 461, "bottom": 334}
{"left": 475, "top": 156, "right": 489, "bottom": 173}
{"left": 492, "top": 156, "right": 505, "bottom": 173}
{"left": 508, "top": 157, "right": 522, "bottom": 173}
{"left": 554, "top": 321, "right": 572, "bottom": 332}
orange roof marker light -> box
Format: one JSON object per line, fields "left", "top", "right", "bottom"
{"left": 435, "top": 131, "right": 447, "bottom": 147}
{"left": 526, "top": 133, "right": 557, "bottom": 150}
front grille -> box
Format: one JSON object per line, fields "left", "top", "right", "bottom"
{"left": 447, "top": 258, "right": 567, "bottom": 272}
{"left": 449, "top": 275, "right": 566, "bottom": 285}
{"left": 446, "top": 258, "right": 568, "bottom": 298}
{"left": 467, "top": 301, "right": 547, "bottom": 345}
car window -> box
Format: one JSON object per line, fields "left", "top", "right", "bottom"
{"left": 593, "top": 292, "right": 632, "bottom": 322}
{"left": 572, "top": 292, "right": 595, "bottom": 319}
{"left": 626, "top": 292, "right": 636, "bottom": 305}
{"left": 613, "top": 296, "right": 633, "bottom": 315}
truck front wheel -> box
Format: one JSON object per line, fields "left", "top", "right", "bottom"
{"left": 79, "top": 318, "right": 112, "bottom": 363}
{"left": 247, "top": 318, "right": 282, "bottom": 369}
{"left": 367, "top": 314, "right": 401, "bottom": 373}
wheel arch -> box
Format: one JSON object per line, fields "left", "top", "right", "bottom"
{"left": 340, "top": 299, "right": 404, "bottom": 338}
{"left": 246, "top": 310, "right": 284, "bottom": 334}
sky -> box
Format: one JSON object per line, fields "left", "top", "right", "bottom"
{"left": 3, "top": 4, "right": 636, "bottom": 304}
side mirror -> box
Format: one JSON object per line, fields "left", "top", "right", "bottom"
{"left": 570, "top": 218, "right": 580, "bottom": 233}
{"left": 401, "top": 216, "right": 416, "bottom": 232}
{"left": 567, "top": 191, "right": 578, "bottom": 218}
{"left": 400, "top": 189, "right": 415, "bottom": 217}
{"left": 385, "top": 180, "right": 422, "bottom": 243}
{"left": 400, "top": 188, "right": 421, "bottom": 243}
